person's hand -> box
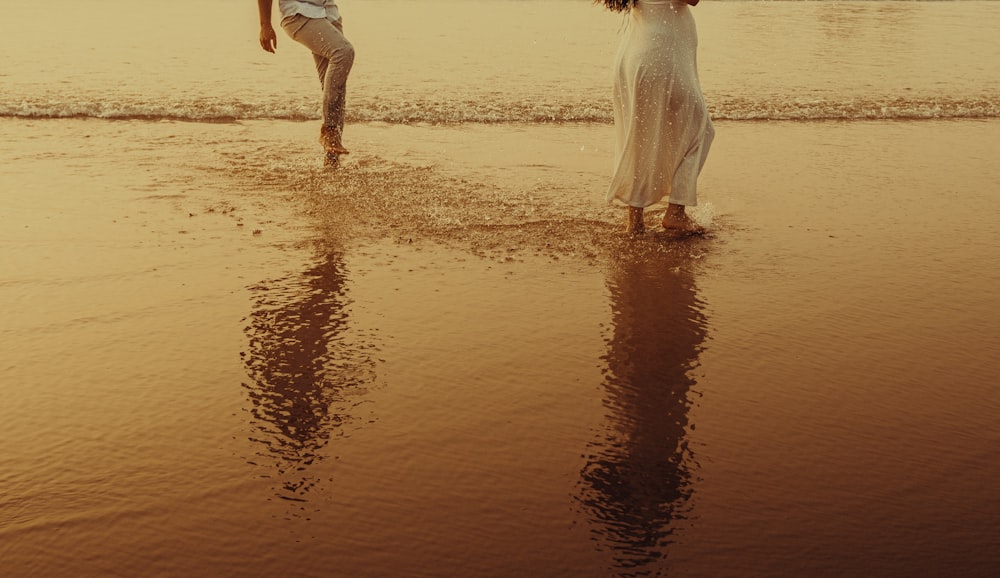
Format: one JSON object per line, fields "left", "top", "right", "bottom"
{"left": 259, "top": 23, "right": 277, "bottom": 53}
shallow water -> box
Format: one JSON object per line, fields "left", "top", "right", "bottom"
{"left": 4, "top": 115, "right": 999, "bottom": 576}
{"left": 2, "top": 0, "right": 999, "bottom": 121}
{"left": 3, "top": 1, "right": 1000, "bottom": 577}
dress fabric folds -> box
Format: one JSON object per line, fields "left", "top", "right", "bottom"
{"left": 607, "top": 0, "right": 714, "bottom": 208}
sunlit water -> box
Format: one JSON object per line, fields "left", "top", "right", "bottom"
{"left": 2, "top": 1, "right": 1000, "bottom": 577}
{"left": 2, "top": 0, "right": 999, "bottom": 122}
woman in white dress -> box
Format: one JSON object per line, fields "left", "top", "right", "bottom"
{"left": 601, "top": 0, "right": 714, "bottom": 235}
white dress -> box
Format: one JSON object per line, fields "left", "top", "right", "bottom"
{"left": 607, "top": 0, "right": 714, "bottom": 208}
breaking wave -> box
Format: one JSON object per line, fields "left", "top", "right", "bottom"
{"left": 2, "top": 94, "right": 997, "bottom": 123}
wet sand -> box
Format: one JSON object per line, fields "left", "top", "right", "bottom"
{"left": 2, "top": 117, "right": 1000, "bottom": 576}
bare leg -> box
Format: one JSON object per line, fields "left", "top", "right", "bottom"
{"left": 661, "top": 203, "right": 706, "bottom": 235}
{"left": 319, "top": 125, "right": 349, "bottom": 155}
{"left": 626, "top": 206, "right": 646, "bottom": 235}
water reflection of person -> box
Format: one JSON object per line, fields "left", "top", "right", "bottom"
{"left": 242, "top": 244, "right": 378, "bottom": 501}
{"left": 577, "top": 244, "right": 709, "bottom": 574}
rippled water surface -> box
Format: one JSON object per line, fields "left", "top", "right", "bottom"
{"left": 2, "top": 0, "right": 998, "bottom": 121}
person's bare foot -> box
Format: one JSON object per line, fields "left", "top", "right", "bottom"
{"left": 626, "top": 206, "right": 646, "bottom": 235}
{"left": 661, "top": 203, "right": 705, "bottom": 236}
{"left": 319, "top": 125, "right": 350, "bottom": 155}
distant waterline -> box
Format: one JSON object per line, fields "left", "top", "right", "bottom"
{"left": 3, "top": 94, "right": 997, "bottom": 123}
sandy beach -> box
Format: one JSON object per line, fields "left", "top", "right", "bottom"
{"left": 3, "top": 115, "right": 1000, "bottom": 576}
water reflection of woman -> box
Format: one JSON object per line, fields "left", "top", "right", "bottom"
{"left": 242, "top": 244, "right": 378, "bottom": 501}
{"left": 577, "top": 245, "right": 709, "bottom": 574}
